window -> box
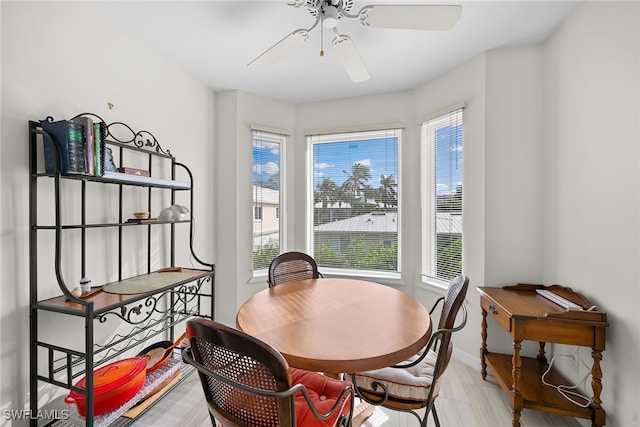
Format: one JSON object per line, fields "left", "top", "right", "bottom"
{"left": 421, "top": 106, "right": 464, "bottom": 283}
{"left": 309, "top": 128, "right": 401, "bottom": 273}
{"left": 252, "top": 128, "right": 286, "bottom": 270}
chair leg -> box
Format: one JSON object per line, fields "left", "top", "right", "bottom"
{"left": 208, "top": 412, "right": 219, "bottom": 426}
{"left": 429, "top": 404, "right": 440, "bottom": 427}
{"left": 338, "top": 413, "right": 351, "bottom": 427}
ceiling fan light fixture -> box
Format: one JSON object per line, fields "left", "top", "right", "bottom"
{"left": 323, "top": 5, "right": 339, "bottom": 29}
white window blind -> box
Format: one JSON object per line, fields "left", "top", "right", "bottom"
{"left": 309, "top": 128, "right": 400, "bottom": 272}
{"left": 252, "top": 128, "right": 286, "bottom": 270}
{"left": 421, "top": 107, "right": 463, "bottom": 282}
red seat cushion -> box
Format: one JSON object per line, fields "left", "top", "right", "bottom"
{"left": 290, "top": 368, "right": 351, "bottom": 427}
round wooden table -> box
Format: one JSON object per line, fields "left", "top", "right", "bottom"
{"left": 236, "top": 278, "right": 432, "bottom": 375}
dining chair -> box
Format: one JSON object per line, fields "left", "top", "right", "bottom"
{"left": 349, "top": 275, "right": 469, "bottom": 427}
{"left": 182, "top": 318, "right": 353, "bottom": 427}
{"left": 267, "top": 251, "right": 323, "bottom": 288}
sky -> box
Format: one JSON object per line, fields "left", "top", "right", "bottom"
{"left": 252, "top": 126, "right": 462, "bottom": 195}
{"left": 252, "top": 139, "right": 280, "bottom": 184}
{"left": 313, "top": 137, "right": 398, "bottom": 188}
{"left": 435, "top": 125, "right": 463, "bottom": 195}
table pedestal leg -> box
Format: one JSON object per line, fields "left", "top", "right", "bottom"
{"left": 591, "top": 348, "right": 605, "bottom": 427}
{"left": 511, "top": 340, "right": 523, "bottom": 427}
{"left": 480, "top": 309, "right": 488, "bottom": 380}
{"left": 537, "top": 341, "right": 547, "bottom": 363}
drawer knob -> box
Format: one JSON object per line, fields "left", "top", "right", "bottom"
{"left": 489, "top": 304, "right": 498, "bottom": 315}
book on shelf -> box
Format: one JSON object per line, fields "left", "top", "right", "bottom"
{"left": 74, "top": 116, "right": 95, "bottom": 176}
{"left": 42, "top": 119, "right": 85, "bottom": 174}
{"left": 117, "top": 167, "right": 150, "bottom": 176}
{"left": 126, "top": 218, "right": 159, "bottom": 224}
{"left": 42, "top": 118, "right": 108, "bottom": 177}
{"left": 94, "top": 121, "right": 105, "bottom": 177}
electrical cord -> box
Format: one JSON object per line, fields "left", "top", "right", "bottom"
{"left": 541, "top": 352, "right": 592, "bottom": 408}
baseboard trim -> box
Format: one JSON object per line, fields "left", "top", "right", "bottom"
{"left": 453, "top": 347, "right": 482, "bottom": 372}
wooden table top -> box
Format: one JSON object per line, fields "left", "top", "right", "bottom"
{"left": 236, "top": 278, "right": 432, "bottom": 374}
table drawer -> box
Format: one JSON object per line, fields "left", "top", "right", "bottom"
{"left": 481, "top": 297, "right": 510, "bottom": 332}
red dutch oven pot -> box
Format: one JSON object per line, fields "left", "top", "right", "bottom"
{"left": 64, "top": 357, "right": 147, "bottom": 417}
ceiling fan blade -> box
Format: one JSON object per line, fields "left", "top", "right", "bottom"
{"left": 359, "top": 5, "right": 462, "bottom": 31}
{"left": 248, "top": 29, "right": 310, "bottom": 72}
{"left": 332, "top": 34, "right": 370, "bottom": 83}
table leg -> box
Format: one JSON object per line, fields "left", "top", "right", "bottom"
{"left": 591, "top": 348, "right": 605, "bottom": 427}
{"left": 480, "top": 309, "right": 488, "bottom": 380}
{"left": 511, "top": 340, "right": 523, "bottom": 427}
{"left": 537, "top": 341, "right": 547, "bottom": 363}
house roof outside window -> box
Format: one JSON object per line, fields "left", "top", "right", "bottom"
{"left": 253, "top": 186, "right": 279, "bottom": 205}
{"left": 314, "top": 212, "right": 461, "bottom": 235}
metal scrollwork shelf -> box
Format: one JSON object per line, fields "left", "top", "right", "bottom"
{"left": 28, "top": 115, "right": 215, "bottom": 427}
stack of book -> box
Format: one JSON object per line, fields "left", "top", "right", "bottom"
{"left": 42, "top": 117, "right": 107, "bottom": 176}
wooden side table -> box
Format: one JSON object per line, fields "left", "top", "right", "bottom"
{"left": 477, "top": 284, "right": 608, "bottom": 427}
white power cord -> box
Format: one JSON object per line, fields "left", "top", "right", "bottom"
{"left": 541, "top": 352, "right": 592, "bottom": 408}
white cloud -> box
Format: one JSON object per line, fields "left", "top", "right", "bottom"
{"left": 355, "top": 159, "right": 372, "bottom": 167}
{"left": 254, "top": 161, "right": 279, "bottom": 175}
{"left": 315, "top": 162, "right": 333, "bottom": 169}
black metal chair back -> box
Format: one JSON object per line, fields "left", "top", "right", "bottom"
{"left": 268, "top": 251, "right": 321, "bottom": 288}
{"left": 183, "top": 318, "right": 353, "bottom": 427}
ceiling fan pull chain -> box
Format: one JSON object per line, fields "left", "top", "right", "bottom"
{"left": 320, "top": 13, "right": 325, "bottom": 57}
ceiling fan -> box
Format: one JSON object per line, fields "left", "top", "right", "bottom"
{"left": 248, "top": 0, "right": 462, "bottom": 82}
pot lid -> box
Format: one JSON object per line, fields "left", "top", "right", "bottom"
{"left": 70, "top": 357, "right": 146, "bottom": 397}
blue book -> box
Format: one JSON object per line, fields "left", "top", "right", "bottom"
{"left": 42, "top": 120, "right": 85, "bottom": 174}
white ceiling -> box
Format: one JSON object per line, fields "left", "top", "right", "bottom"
{"left": 95, "top": 0, "right": 581, "bottom": 104}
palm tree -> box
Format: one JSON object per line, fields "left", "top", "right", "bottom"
{"left": 314, "top": 177, "right": 339, "bottom": 208}
{"left": 341, "top": 163, "right": 371, "bottom": 202}
{"left": 378, "top": 174, "right": 397, "bottom": 208}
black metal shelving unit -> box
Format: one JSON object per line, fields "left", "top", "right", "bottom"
{"left": 28, "top": 114, "right": 214, "bottom": 426}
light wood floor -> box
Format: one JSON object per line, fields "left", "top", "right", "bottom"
{"left": 131, "top": 357, "right": 582, "bottom": 427}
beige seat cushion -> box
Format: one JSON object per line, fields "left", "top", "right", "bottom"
{"left": 353, "top": 349, "right": 440, "bottom": 403}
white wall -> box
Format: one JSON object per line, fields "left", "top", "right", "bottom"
{"left": 543, "top": 2, "right": 640, "bottom": 425}
{"left": 1, "top": 1, "right": 215, "bottom": 421}
{"left": 484, "top": 45, "right": 544, "bottom": 284}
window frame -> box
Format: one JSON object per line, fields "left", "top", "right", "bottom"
{"left": 308, "top": 128, "right": 402, "bottom": 278}
{"left": 252, "top": 127, "right": 287, "bottom": 273}
{"left": 420, "top": 105, "right": 464, "bottom": 287}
